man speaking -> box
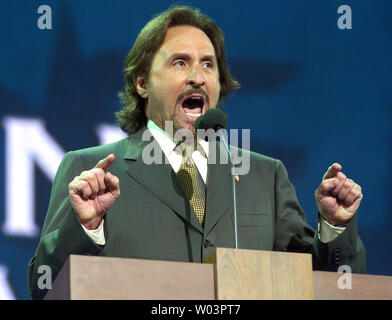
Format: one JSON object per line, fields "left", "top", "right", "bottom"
{"left": 28, "top": 6, "right": 365, "bottom": 299}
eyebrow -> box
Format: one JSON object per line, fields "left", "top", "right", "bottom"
{"left": 200, "top": 55, "right": 216, "bottom": 62}
{"left": 168, "top": 53, "right": 216, "bottom": 63}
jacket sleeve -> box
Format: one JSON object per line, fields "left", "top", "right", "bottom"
{"left": 27, "top": 151, "right": 104, "bottom": 300}
{"left": 273, "top": 159, "right": 366, "bottom": 273}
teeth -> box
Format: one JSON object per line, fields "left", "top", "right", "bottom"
{"left": 186, "top": 112, "right": 201, "bottom": 117}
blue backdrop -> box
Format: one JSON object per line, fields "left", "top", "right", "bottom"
{"left": 0, "top": 0, "right": 391, "bottom": 299}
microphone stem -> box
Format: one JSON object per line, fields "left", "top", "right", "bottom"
{"left": 231, "top": 167, "right": 239, "bottom": 250}
{"left": 218, "top": 130, "right": 239, "bottom": 250}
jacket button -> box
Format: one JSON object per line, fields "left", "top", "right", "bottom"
{"left": 203, "top": 239, "right": 213, "bottom": 248}
{"left": 334, "top": 248, "right": 340, "bottom": 264}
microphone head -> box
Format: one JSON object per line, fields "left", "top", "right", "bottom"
{"left": 195, "top": 108, "right": 227, "bottom": 131}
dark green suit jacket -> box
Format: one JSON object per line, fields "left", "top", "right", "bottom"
{"left": 28, "top": 127, "right": 365, "bottom": 299}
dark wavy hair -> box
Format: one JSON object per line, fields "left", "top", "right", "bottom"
{"left": 116, "top": 5, "right": 240, "bottom": 134}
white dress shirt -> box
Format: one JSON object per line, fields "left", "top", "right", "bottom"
{"left": 82, "top": 119, "right": 344, "bottom": 245}
{"left": 146, "top": 120, "right": 209, "bottom": 183}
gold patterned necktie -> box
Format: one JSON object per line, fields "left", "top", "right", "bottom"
{"left": 176, "top": 143, "right": 206, "bottom": 226}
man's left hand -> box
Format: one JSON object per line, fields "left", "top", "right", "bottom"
{"left": 315, "top": 163, "right": 363, "bottom": 226}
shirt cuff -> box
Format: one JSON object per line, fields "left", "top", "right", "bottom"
{"left": 81, "top": 220, "right": 106, "bottom": 245}
{"left": 317, "top": 216, "right": 346, "bottom": 243}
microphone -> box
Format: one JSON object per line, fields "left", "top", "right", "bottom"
{"left": 195, "top": 109, "right": 239, "bottom": 250}
{"left": 195, "top": 108, "right": 227, "bottom": 132}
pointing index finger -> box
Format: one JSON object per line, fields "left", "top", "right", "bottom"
{"left": 95, "top": 154, "right": 115, "bottom": 172}
{"left": 323, "top": 163, "right": 342, "bottom": 180}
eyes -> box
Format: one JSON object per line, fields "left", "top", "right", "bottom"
{"left": 202, "top": 61, "right": 214, "bottom": 69}
{"left": 173, "top": 60, "right": 186, "bottom": 67}
{"left": 173, "top": 59, "right": 214, "bottom": 69}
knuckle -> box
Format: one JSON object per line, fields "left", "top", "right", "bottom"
{"left": 80, "top": 180, "right": 89, "bottom": 189}
{"left": 320, "top": 180, "right": 329, "bottom": 188}
{"left": 343, "top": 179, "right": 352, "bottom": 188}
{"left": 93, "top": 167, "right": 104, "bottom": 177}
{"left": 68, "top": 182, "right": 75, "bottom": 192}
{"left": 85, "top": 171, "right": 95, "bottom": 180}
{"left": 337, "top": 172, "right": 346, "bottom": 180}
{"left": 86, "top": 174, "right": 99, "bottom": 185}
{"left": 80, "top": 170, "right": 89, "bottom": 178}
{"left": 344, "top": 198, "right": 352, "bottom": 205}
{"left": 337, "top": 190, "right": 346, "bottom": 198}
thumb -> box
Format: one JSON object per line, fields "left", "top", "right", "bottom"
{"left": 317, "top": 177, "right": 339, "bottom": 197}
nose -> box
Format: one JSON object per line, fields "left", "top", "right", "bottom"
{"left": 186, "top": 64, "right": 205, "bottom": 87}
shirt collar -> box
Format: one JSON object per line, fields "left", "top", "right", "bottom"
{"left": 147, "top": 119, "right": 209, "bottom": 158}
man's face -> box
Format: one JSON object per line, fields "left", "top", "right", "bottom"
{"left": 137, "top": 25, "right": 221, "bottom": 134}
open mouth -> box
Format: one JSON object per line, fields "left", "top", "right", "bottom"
{"left": 181, "top": 95, "right": 206, "bottom": 122}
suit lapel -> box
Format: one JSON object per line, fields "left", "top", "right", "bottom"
{"left": 204, "top": 141, "right": 247, "bottom": 236}
{"left": 204, "top": 142, "right": 232, "bottom": 235}
{"left": 123, "top": 127, "right": 203, "bottom": 234}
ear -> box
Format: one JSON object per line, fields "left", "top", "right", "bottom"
{"left": 134, "top": 75, "right": 148, "bottom": 98}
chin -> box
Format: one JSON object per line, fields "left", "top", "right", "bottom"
{"left": 173, "top": 117, "right": 196, "bottom": 136}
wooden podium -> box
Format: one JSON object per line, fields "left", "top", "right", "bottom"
{"left": 44, "top": 248, "right": 392, "bottom": 300}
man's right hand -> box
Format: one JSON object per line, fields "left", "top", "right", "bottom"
{"left": 68, "top": 154, "right": 120, "bottom": 230}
